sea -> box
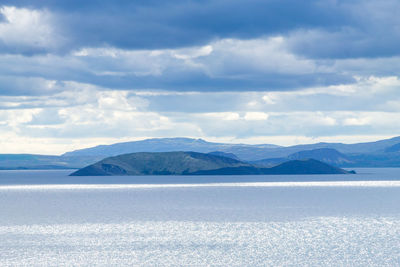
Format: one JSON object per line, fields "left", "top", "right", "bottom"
{"left": 1, "top": 168, "right": 400, "bottom": 266}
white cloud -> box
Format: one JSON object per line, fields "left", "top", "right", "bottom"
{"left": 66, "top": 36, "right": 319, "bottom": 82}
{"left": 1, "top": 72, "right": 400, "bottom": 155}
{"left": 3, "top": 100, "right": 400, "bottom": 154}
{"left": 96, "top": 91, "right": 147, "bottom": 111}
{"left": 343, "top": 117, "right": 371, "bottom": 126}
{"left": 199, "top": 112, "right": 240, "bottom": 121}
{"left": 197, "top": 37, "right": 317, "bottom": 76}
{"left": 244, "top": 112, "right": 269, "bottom": 121}
{"left": 262, "top": 93, "right": 278, "bottom": 105}
{"left": 0, "top": 6, "right": 62, "bottom": 53}
{"left": 0, "top": 23, "right": 399, "bottom": 154}
{"left": 172, "top": 45, "right": 213, "bottom": 60}
{"left": 0, "top": 108, "right": 40, "bottom": 127}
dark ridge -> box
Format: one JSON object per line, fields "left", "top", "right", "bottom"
{"left": 207, "top": 151, "right": 241, "bottom": 161}
{"left": 70, "top": 152, "right": 354, "bottom": 176}
{"left": 385, "top": 143, "right": 400, "bottom": 153}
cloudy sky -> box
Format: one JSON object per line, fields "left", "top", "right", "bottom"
{"left": 1, "top": 0, "right": 400, "bottom": 154}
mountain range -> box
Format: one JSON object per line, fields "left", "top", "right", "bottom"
{"left": 2, "top": 136, "right": 400, "bottom": 169}
{"left": 62, "top": 137, "right": 280, "bottom": 160}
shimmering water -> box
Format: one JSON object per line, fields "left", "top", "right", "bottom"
{"left": 1, "top": 169, "right": 400, "bottom": 266}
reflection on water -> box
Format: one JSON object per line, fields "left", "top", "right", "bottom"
{"left": 2, "top": 218, "right": 400, "bottom": 266}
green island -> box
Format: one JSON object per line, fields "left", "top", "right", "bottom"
{"left": 70, "top": 151, "right": 354, "bottom": 176}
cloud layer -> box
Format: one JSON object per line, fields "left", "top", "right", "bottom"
{"left": 0, "top": 1, "right": 399, "bottom": 153}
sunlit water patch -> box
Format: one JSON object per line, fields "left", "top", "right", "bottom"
{"left": 1, "top": 217, "right": 400, "bottom": 266}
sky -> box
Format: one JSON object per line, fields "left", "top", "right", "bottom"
{"left": 1, "top": 0, "right": 400, "bottom": 154}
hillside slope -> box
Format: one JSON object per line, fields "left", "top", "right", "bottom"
{"left": 70, "top": 152, "right": 353, "bottom": 176}
{"left": 70, "top": 151, "right": 252, "bottom": 176}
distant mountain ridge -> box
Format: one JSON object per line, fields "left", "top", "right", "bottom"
{"left": 2, "top": 136, "right": 400, "bottom": 169}
{"left": 252, "top": 148, "right": 352, "bottom": 167}
{"left": 63, "top": 136, "right": 400, "bottom": 161}
{"left": 0, "top": 154, "right": 103, "bottom": 170}
{"left": 288, "top": 148, "right": 351, "bottom": 163}
{"left": 70, "top": 151, "right": 352, "bottom": 176}
{"left": 62, "top": 137, "right": 281, "bottom": 160}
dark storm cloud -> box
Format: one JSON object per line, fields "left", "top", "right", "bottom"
{"left": 1, "top": 0, "right": 347, "bottom": 52}
{"left": 0, "top": 0, "right": 396, "bottom": 96}
{"left": 286, "top": 0, "right": 400, "bottom": 59}
{"left": 2, "top": 0, "right": 399, "bottom": 59}
{"left": 0, "top": 66, "right": 354, "bottom": 95}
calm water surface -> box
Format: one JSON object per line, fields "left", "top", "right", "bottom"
{"left": 0, "top": 168, "right": 399, "bottom": 266}
{"left": 0, "top": 167, "right": 399, "bottom": 185}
